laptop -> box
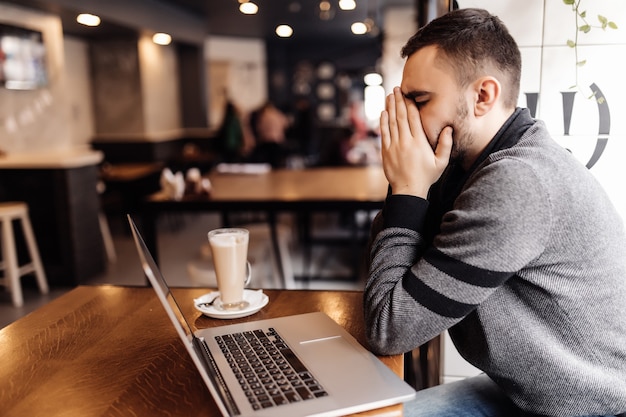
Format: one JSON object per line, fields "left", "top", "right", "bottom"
{"left": 128, "top": 215, "right": 415, "bottom": 417}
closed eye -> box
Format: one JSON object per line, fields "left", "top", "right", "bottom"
{"left": 403, "top": 91, "right": 429, "bottom": 110}
{"left": 414, "top": 100, "right": 427, "bottom": 109}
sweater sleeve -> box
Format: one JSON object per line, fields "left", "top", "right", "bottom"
{"left": 383, "top": 194, "right": 429, "bottom": 232}
{"left": 364, "top": 159, "right": 552, "bottom": 355}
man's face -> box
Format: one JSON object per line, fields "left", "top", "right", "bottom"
{"left": 400, "top": 45, "right": 474, "bottom": 164}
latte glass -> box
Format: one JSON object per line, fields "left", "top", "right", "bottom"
{"left": 207, "top": 228, "right": 251, "bottom": 310}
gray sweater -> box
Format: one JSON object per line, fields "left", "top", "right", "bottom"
{"left": 364, "top": 111, "right": 626, "bottom": 416}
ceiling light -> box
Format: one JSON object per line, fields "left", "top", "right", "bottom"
{"left": 319, "top": 1, "right": 331, "bottom": 12}
{"left": 152, "top": 33, "right": 172, "bottom": 45}
{"left": 239, "top": 1, "right": 258, "bottom": 15}
{"left": 351, "top": 22, "right": 367, "bottom": 35}
{"left": 338, "top": 0, "right": 356, "bottom": 10}
{"left": 76, "top": 13, "right": 101, "bottom": 27}
{"left": 276, "top": 24, "right": 294, "bottom": 38}
{"left": 364, "top": 72, "right": 383, "bottom": 86}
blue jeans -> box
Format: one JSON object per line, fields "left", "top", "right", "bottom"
{"left": 403, "top": 374, "right": 618, "bottom": 417}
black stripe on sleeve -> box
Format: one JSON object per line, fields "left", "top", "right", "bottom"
{"left": 402, "top": 271, "right": 476, "bottom": 319}
{"left": 424, "top": 247, "right": 511, "bottom": 288}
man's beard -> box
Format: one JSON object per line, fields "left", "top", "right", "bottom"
{"left": 449, "top": 98, "right": 472, "bottom": 165}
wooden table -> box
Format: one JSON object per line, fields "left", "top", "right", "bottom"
{"left": 100, "top": 162, "right": 165, "bottom": 217}
{"left": 100, "top": 162, "right": 165, "bottom": 182}
{"left": 0, "top": 286, "right": 405, "bottom": 417}
{"left": 141, "top": 166, "right": 389, "bottom": 285}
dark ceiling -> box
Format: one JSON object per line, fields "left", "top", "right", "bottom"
{"left": 161, "top": 0, "right": 416, "bottom": 41}
{"left": 4, "top": 0, "right": 139, "bottom": 40}
{"left": 7, "top": 0, "right": 419, "bottom": 43}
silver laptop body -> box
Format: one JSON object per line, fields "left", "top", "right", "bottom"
{"left": 128, "top": 215, "right": 415, "bottom": 417}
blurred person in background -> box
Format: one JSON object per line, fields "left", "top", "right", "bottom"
{"left": 248, "top": 101, "right": 292, "bottom": 168}
{"left": 214, "top": 100, "right": 254, "bottom": 163}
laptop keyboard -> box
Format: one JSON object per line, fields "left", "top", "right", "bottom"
{"left": 215, "top": 328, "right": 328, "bottom": 410}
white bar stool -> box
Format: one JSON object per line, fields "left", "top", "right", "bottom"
{"left": 0, "top": 202, "right": 49, "bottom": 307}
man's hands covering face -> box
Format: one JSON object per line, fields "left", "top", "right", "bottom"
{"left": 379, "top": 87, "right": 453, "bottom": 198}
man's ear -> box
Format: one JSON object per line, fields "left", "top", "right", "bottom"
{"left": 473, "top": 76, "right": 501, "bottom": 117}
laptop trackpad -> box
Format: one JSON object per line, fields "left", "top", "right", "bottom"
{"left": 298, "top": 336, "right": 388, "bottom": 396}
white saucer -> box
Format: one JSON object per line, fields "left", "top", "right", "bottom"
{"left": 194, "top": 289, "right": 269, "bottom": 319}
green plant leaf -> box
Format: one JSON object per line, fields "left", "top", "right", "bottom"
{"left": 563, "top": 0, "right": 619, "bottom": 99}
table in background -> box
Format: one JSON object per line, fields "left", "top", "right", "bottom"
{"left": 0, "top": 286, "right": 405, "bottom": 417}
{"left": 141, "top": 166, "right": 389, "bottom": 285}
{"left": 99, "top": 162, "right": 165, "bottom": 215}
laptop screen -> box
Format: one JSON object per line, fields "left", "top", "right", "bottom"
{"left": 128, "top": 215, "right": 238, "bottom": 416}
{"left": 137, "top": 233, "right": 196, "bottom": 343}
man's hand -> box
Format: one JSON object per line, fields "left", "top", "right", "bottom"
{"left": 380, "top": 87, "right": 453, "bottom": 198}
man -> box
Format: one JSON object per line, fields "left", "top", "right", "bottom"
{"left": 364, "top": 8, "right": 626, "bottom": 417}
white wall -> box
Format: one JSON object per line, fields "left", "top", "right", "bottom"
{"left": 138, "top": 34, "right": 182, "bottom": 137}
{"left": 63, "top": 35, "right": 94, "bottom": 147}
{"left": 0, "top": 3, "right": 73, "bottom": 154}
{"left": 204, "top": 36, "right": 267, "bottom": 128}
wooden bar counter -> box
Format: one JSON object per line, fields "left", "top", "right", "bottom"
{"left": 0, "top": 286, "right": 407, "bottom": 417}
{"left": 0, "top": 150, "right": 106, "bottom": 285}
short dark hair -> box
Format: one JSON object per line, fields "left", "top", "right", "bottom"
{"left": 401, "top": 8, "right": 521, "bottom": 109}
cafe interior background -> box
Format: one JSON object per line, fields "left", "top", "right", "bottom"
{"left": 1, "top": 0, "right": 625, "bottom": 384}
